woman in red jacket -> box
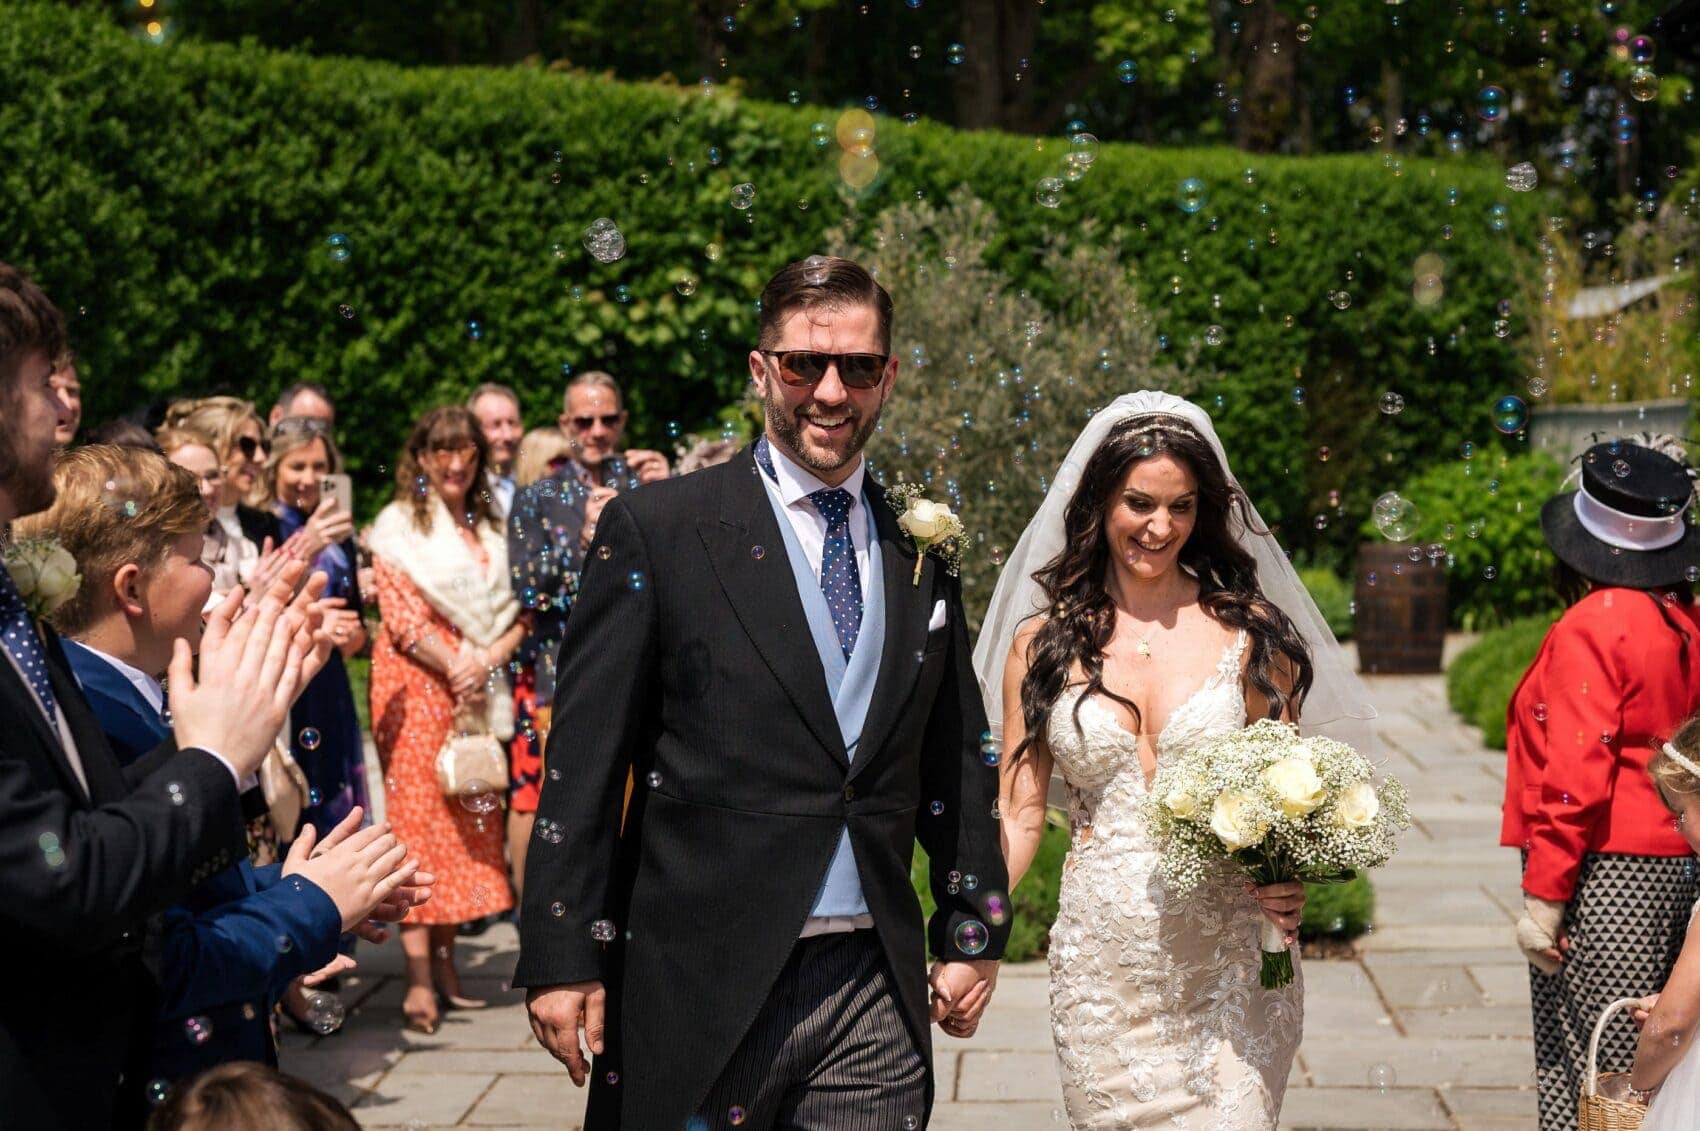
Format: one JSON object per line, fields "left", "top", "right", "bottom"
{"left": 1504, "top": 437, "right": 1700, "bottom": 1131}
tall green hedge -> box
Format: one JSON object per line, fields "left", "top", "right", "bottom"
{"left": 2, "top": 3, "right": 1545, "bottom": 553}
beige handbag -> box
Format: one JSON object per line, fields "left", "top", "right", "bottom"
{"left": 259, "top": 739, "right": 311, "bottom": 839}
{"left": 435, "top": 707, "right": 508, "bottom": 798}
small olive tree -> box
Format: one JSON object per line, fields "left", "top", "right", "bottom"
{"left": 828, "top": 188, "right": 1200, "bottom": 629}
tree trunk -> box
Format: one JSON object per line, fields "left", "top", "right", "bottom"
{"left": 954, "top": 0, "right": 1004, "bottom": 130}
{"left": 1231, "top": 3, "right": 1300, "bottom": 153}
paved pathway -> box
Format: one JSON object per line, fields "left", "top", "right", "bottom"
{"left": 290, "top": 645, "right": 1537, "bottom": 1129}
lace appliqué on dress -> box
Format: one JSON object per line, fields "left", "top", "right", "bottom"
{"left": 1045, "top": 631, "right": 1303, "bottom": 1130}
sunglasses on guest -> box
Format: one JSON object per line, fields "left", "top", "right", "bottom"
{"left": 568, "top": 413, "right": 624, "bottom": 431}
{"left": 760, "top": 350, "right": 889, "bottom": 390}
{"left": 274, "top": 416, "right": 332, "bottom": 437}
{"left": 423, "top": 443, "right": 479, "bottom": 467}
{"left": 236, "top": 435, "right": 270, "bottom": 460}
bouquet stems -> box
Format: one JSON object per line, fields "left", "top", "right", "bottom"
{"left": 1258, "top": 918, "right": 1294, "bottom": 989}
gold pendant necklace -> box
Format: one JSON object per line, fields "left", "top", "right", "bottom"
{"left": 1135, "top": 628, "right": 1156, "bottom": 658}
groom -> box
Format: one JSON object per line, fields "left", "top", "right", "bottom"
{"left": 517, "top": 255, "right": 1009, "bottom": 1128}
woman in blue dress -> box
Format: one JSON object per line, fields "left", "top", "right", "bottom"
{"left": 267, "top": 417, "right": 371, "bottom": 837}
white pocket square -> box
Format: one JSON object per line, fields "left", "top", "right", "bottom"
{"left": 928, "top": 600, "right": 948, "bottom": 631}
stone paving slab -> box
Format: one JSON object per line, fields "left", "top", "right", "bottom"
{"left": 955, "top": 1050, "right": 1067, "bottom": 1104}
{"left": 1299, "top": 1037, "right": 1534, "bottom": 1090}
{"left": 466, "top": 1075, "right": 589, "bottom": 1126}
{"left": 352, "top": 1072, "right": 494, "bottom": 1127}
{"left": 1279, "top": 1086, "right": 1454, "bottom": 1130}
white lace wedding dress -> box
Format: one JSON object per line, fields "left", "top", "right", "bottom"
{"left": 1046, "top": 630, "right": 1303, "bottom": 1128}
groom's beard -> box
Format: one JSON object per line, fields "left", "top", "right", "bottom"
{"left": 763, "top": 392, "right": 881, "bottom": 480}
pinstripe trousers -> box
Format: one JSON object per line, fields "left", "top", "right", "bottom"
{"left": 693, "top": 930, "right": 928, "bottom": 1130}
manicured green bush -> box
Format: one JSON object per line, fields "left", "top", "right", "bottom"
{"left": 1, "top": 2, "right": 1546, "bottom": 545}
{"left": 1298, "top": 566, "right": 1353, "bottom": 641}
{"left": 913, "top": 817, "right": 1069, "bottom": 964}
{"left": 1446, "top": 613, "right": 1557, "bottom": 749}
{"left": 1300, "top": 873, "right": 1376, "bottom": 941}
{"left": 1364, "top": 450, "right": 1566, "bottom": 630}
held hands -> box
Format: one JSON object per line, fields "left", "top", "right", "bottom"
{"left": 528, "top": 982, "right": 607, "bottom": 1086}
{"left": 930, "top": 959, "right": 999, "bottom": 1040}
{"left": 1515, "top": 895, "right": 1570, "bottom": 975}
{"left": 1248, "top": 881, "right": 1307, "bottom": 947}
{"left": 169, "top": 562, "right": 335, "bottom": 778}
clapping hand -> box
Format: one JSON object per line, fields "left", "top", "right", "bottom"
{"left": 930, "top": 959, "right": 999, "bottom": 1040}
{"left": 301, "top": 495, "right": 355, "bottom": 557}
{"left": 282, "top": 807, "right": 426, "bottom": 932}
{"left": 169, "top": 561, "right": 333, "bottom": 778}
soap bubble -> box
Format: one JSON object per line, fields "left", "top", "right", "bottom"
{"left": 1493, "top": 395, "right": 1529, "bottom": 433}
{"left": 731, "top": 182, "right": 756, "bottom": 209}
{"left": 1176, "top": 178, "right": 1207, "bottom": 214}
{"left": 298, "top": 727, "right": 322, "bottom": 751}
{"left": 1373, "top": 493, "right": 1420, "bottom": 542}
{"left": 325, "top": 233, "right": 351, "bottom": 263}
{"left": 590, "top": 919, "right": 618, "bottom": 942}
{"left": 1505, "top": 162, "right": 1538, "bottom": 192}
{"left": 581, "top": 218, "right": 626, "bottom": 263}
{"left": 945, "top": 43, "right": 966, "bottom": 65}
{"left": 304, "top": 991, "right": 347, "bottom": 1035}
{"left": 1034, "top": 177, "right": 1064, "bottom": 209}
{"left": 954, "top": 919, "right": 989, "bottom": 955}
{"left": 1369, "top": 1062, "right": 1396, "bottom": 1090}
{"left": 1477, "top": 85, "right": 1507, "bottom": 123}
{"left": 459, "top": 781, "right": 500, "bottom": 815}
{"left": 1116, "top": 60, "right": 1137, "bottom": 84}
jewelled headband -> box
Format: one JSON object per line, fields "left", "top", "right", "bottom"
{"left": 1661, "top": 741, "right": 1700, "bottom": 780}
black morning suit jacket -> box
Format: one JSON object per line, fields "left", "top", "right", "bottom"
{"left": 513, "top": 445, "right": 1011, "bottom": 1130}
{"left": 0, "top": 625, "right": 247, "bottom": 1129}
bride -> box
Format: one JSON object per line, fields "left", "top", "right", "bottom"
{"left": 975, "top": 392, "right": 1374, "bottom": 1128}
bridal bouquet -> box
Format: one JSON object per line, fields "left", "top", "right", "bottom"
{"left": 1145, "top": 718, "right": 1410, "bottom": 988}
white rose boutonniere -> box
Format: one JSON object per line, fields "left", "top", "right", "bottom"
{"left": 886, "top": 482, "right": 965, "bottom": 586}
{"left": 3, "top": 537, "right": 82, "bottom": 620}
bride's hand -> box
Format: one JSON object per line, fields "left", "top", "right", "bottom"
{"left": 1250, "top": 881, "right": 1305, "bottom": 944}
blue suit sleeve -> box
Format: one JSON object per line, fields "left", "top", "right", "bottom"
{"left": 153, "top": 873, "right": 343, "bottom": 1020}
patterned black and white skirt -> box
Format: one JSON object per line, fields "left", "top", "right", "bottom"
{"left": 1527, "top": 852, "right": 1698, "bottom": 1131}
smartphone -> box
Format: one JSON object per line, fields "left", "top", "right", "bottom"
{"left": 322, "top": 473, "right": 354, "bottom": 515}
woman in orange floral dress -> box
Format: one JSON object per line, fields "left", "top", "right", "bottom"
{"left": 370, "top": 406, "right": 529, "bottom": 1034}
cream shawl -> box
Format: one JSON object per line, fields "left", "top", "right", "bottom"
{"left": 370, "top": 496, "right": 519, "bottom": 739}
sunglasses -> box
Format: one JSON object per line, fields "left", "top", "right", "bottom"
{"left": 236, "top": 435, "right": 270, "bottom": 460}
{"left": 274, "top": 416, "right": 331, "bottom": 437}
{"left": 569, "top": 413, "right": 623, "bottom": 431}
{"left": 424, "top": 444, "right": 479, "bottom": 466}
{"left": 761, "top": 350, "right": 889, "bottom": 390}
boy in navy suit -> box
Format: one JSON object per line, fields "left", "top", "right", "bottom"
{"left": 16, "top": 443, "right": 434, "bottom": 1094}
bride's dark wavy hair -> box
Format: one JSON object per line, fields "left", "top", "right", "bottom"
{"left": 1011, "top": 413, "right": 1314, "bottom": 763}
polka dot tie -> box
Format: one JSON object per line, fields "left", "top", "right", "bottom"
{"left": 0, "top": 569, "right": 58, "bottom": 721}
{"left": 754, "top": 438, "right": 862, "bottom": 661}
{"left": 808, "top": 487, "right": 862, "bottom": 661}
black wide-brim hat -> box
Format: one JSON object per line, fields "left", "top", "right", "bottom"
{"left": 1540, "top": 440, "right": 1700, "bottom": 589}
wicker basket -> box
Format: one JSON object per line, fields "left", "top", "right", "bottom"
{"left": 1579, "top": 998, "right": 1648, "bottom": 1131}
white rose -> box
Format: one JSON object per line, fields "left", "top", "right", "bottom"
{"left": 1333, "top": 782, "right": 1381, "bottom": 829}
{"left": 1163, "top": 788, "right": 1201, "bottom": 820}
{"left": 901, "top": 499, "right": 943, "bottom": 539}
{"left": 4, "top": 554, "right": 38, "bottom": 597}
{"left": 1262, "top": 757, "right": 1326, "bottom": 818}
{"left": 34, "top": 545, "right": 81, "bottom": 613}
{"left": 1209, "top": 790, "right": 1269, "bottom": 851}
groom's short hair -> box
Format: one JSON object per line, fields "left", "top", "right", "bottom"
{"left": 0, "top": 262, "right": 65, "bottom": 386}
{"left": 757, "top": 256, "right": 893, "bottom": 353}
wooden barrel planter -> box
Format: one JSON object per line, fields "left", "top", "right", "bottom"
{"left": 1353, "top": 542, "right": 1448, "bottom": 674}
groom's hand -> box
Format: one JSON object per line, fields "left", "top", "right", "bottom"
{"left": 527, "top": 982, "right": 605, "bottom": 1086}
{"left": 929, "top": 959, "right": 999, "bottom": 1039}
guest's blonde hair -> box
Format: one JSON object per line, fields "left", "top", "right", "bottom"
{"left": 13, "top": 444, "right": 207, "bottom": 636}
{"left": 1650, "top": 713, "right": 1700, "bottom": 812}
{"left": 154, "top": 426, "right": 217, "bottom": 462}
{"left": 514, "top": 426, "right": 573, "bottom": 488}
{"left": 160, "top": 396, "right": 264, "bottom": 463}
{"left": 263, "top": 425, "right": 344, "bottom": 505}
